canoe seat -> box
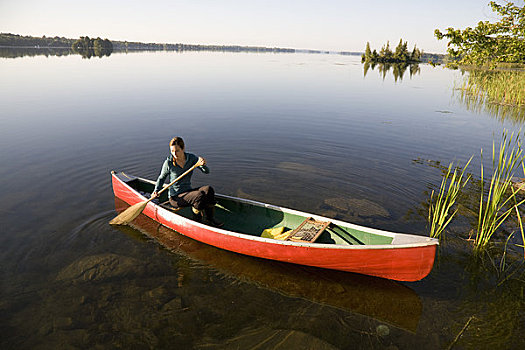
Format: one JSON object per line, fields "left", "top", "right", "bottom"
{"left": 285, "top": 217, "right": 330, "bottom": 243}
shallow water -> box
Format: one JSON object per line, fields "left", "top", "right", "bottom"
{"left": 1, "top": 50, "right": 524, "bottom": 349}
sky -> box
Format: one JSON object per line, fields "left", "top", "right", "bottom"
{"left": 0, "top": 0, "right": 519, "bottom": 53}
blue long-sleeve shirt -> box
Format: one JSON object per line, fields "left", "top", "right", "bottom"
{"left": 154, "top": 152, "right": 209, "bottom": 197}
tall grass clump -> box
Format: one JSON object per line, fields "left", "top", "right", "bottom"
{"left": 476, "top": 130, "right": 525, "bottom": 250}
{"left": 462, "top": 70, "right": 525, "bottom": 107}
{"left": 456, "top": 69, "right": 525, "bottom": 122}
{"left": 428, "top": 158, "right": 472, "bottom": 239}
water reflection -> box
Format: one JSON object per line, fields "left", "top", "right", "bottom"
{"left": 114, "top": 198, "right": 423, "bottom": 333}
{"left": 71, "top": 47, "right": 112, "bottom": 59}
{"left": 0, "top": 46, "right": 112, "bottom": 59}
{"left": 0, "top": 47, "right": 73, "bottom": 58}
{"left": 363, "top": 61, "right": 420, "bottom": 81}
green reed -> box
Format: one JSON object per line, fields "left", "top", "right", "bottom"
{"left": 458, "top": 89, "right": 525, "bottom": 123}
{"left": 514, "top": 166, "right": 525, "bottom": 259}
{"left": 476, "top": 131, "right": 525, "bottom": 250}
{"left": 461, "top": 69, "right": 525, "bottom": 107}
{"left": 429, "top": 158, "right": 472, "bottom": 239}
{"left": 455, "top": 69, "right": 525, "bottom": 123}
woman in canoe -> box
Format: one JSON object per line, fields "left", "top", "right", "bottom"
{"left": 150, "top": 137, "right": 223, "bottom": 227}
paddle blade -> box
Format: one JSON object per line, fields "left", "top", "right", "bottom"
{"left": 109, "top": 200, "right": 149, "bottom": 225}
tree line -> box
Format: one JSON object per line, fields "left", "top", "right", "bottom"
{"left": 111, "top": 41, "right": 295, "bottom": 53}
{"left": 361, "top": 39, "right": 422, "bottom": 63}
{"left": 0, "top": 33, "right": 75, "bottom": 47}
{"left": 0, "top": 33, "right": 295, "bottom": 54}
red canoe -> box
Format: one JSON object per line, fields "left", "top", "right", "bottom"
{"left": 111, "top": 171, "right": 438, "bottom": 281}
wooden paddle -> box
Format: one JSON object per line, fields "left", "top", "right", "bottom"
{"left": 110, "top": 162, "right": 201, "bottom": 225}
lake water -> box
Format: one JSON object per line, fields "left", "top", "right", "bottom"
{"left": 1, "top": 50, "right": 524, "bottom": 349}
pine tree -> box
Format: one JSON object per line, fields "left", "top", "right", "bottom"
{"left": 394, "top": 39, "right": 404, "bottom": 61}
{"left": 384, "top": 41, "right": 392, "bottom": 61}
{"left": 372, "top": 49, "right": 378, "bottom": 60}
{"left": 365, "top": 42, "right": 371, "bottom": 60}
{"left": 411, "top": 45, "right": 422, "bottom": 62}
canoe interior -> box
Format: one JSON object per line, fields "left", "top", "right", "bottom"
{"left": 125, "top": 176, "right": 394, "bottom": 246}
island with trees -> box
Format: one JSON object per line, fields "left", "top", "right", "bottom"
{"left": 361, "top": 39, "right": 422, "bottom": 63}
{"left": 71, "top": 36, "right": 113, "bottom": 58}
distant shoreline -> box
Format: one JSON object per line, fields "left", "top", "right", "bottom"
{"left": 0, "top": 33, "right": 445, "bottom": 61}
{"left": 0, "top": 32, "right": 361, "bottom": 55}
{"left": 0, "top": 45, "right": 364, "bottom": 57}
{"left": 0, "top": 45, "right": 362, "bottom": 56}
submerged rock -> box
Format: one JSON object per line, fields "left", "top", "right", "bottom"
{"left": 277, "top": 162, "right": 320, "bottom": 174}
{"left": 56, "top": 253, "right": 146, "bottom": 283}
{"left": 376, "top": 324, "right": 390, "bottom": 337}
{"left": 512, "top": 177, "right": 525, "bottom": 193}
{"left": 324, "top": 197, "right": 390, "bottom": 218}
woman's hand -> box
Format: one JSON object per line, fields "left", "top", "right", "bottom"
{"left": 151, "top": 191, "right": 159, "bottom": 199}
{"left": 196, "top": 157, "right": 206, "bottom": 167}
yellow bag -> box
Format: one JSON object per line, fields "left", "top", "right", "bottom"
{"left": 261, "top": 227, "right": 290, "bottom": 240}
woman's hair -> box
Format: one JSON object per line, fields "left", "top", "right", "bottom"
{"left": 169, "top": 137, "right": 185, "bottom": 166}
{"left": 169, "top": 137, "right": 185, "bottom": 150}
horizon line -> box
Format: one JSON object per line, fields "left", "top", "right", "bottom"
{"left": 0, "top": 32, "right": 446, "bottom": 56}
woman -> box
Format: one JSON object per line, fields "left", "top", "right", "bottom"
{"left": 151, "top": 137, "right": 223, "bottom": 227}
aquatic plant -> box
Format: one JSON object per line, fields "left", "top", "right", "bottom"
{"left": 475, "top": 130, "right": 525, "bottom": 250}
{"left": 428, "top": 158, "right": 472, "bottom": 239}
{"left": 455, "top": 69, "right": 525, "bottom": 123}
{"left": 461, "top": 69, "right": 525, "bottom": 107}
{"left": 514, "top": 167, "right": 525, "bottom": 258}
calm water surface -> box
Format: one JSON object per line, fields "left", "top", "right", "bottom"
{"left": 1, "top": 50, "right": 524, "bottom": 349}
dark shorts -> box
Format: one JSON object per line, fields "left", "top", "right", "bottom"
{"left": 169, "top": 185, "right": 216, "bottom": 211}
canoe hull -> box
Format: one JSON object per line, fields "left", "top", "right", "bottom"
{"left": 111, "top": 172, "right": 437, "bottom": 281}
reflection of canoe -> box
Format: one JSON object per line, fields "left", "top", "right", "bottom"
{"left": 111, "top": 171, "right": 438, "bottom": 281}
{"left": 114, "top": 197, "right": 423, "bottom": 332}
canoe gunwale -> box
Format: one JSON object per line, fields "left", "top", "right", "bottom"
{"left": 118, "top": 172, "right": 438, "bottom": 251}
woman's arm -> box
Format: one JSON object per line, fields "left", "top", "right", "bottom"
{"left": 151, "top": 159, "right": 170, "bottom": 198}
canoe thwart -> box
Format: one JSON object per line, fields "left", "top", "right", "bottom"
{"left": 286, "top": 217, "right": 330, "bottom": 243}
{"left": 327, "top": 224, "right": 365, "bottom": 245}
